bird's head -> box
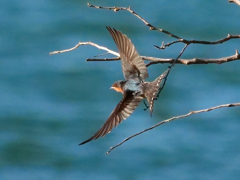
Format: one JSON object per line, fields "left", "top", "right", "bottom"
{"left": 110, "top": 80, "right": 126, "bottom": 94}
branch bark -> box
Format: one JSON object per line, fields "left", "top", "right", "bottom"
{"left": 146, "top": 50, "right": 240, "bottom": 66}
{"left": 106, "top": 102, "right": 240, "bottom": 154}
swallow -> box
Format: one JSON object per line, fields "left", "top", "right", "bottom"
{"left": 79, "top": 27, "right": 169, "bottom": 145}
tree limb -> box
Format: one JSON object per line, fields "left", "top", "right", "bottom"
{"left": 87, "top": 3, "right": 240, "bottom": 49}
{"left": 50, "top": 41, "right": 240, "bottom": 65}
{"left": 106, "top": 102, "right": 240, "bottom": 154}
{"left": 146, "top": 49, "right": 240, "bottom": 66}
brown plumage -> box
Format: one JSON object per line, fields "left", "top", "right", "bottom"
{"left": 79, "top": 27, "right": 168, "bottom": 145}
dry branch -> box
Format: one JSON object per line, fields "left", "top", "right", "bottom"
{"left": 50, "top": 41, "right": 119, "bottom": 56}
{"left": 50, "top": 4, "right": 240, "bottom": 65}
{"left": 88, "top": 3, "right": 240, "bottom": 49}
{"left": 106, "top": 102, "right": 240, "bottom": 154}
{"left": 146, "top": 50, "right": 240, "bottom": 66}
{"left": 157, "top": 34, "right": 240, "bottom": 49}
{"left": 87, "top": 3, "right": 182, "bottom": 40}
{"left": 50, "top": 41, "right": 240, "bottom": 65}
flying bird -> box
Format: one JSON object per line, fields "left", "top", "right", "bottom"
{"left": 80, "top": 27, "right": 168, "bottom": 145}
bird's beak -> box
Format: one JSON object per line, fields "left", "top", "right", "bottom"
{"left": 110, "top": 87, "right": 123, "bottom": 94}
{"left": 110, "top": 87, "right": 117, "bottom": 91}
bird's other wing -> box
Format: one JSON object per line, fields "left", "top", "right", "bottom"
{"left": 79, "top": 92, "right": 143, "bottom": 145}
{"left": 106, "top": 26, "right": 149, "bottom": 80}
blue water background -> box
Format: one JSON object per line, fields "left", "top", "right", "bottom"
{"left": 1, "top": 0, "right": 240, "bottom": 179}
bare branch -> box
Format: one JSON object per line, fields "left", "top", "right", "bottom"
{"left": 87, "top": 57, "right": 120, "bottom": 61}
{"left": 157, "top": 34, "right": 240, "bottom": 49}
{"left": 152, "top": 44, "right": 189, "bottom": 102}
{"left": 87, "top": 3, "right": 240, "bottom": 49}
{"left": 49, "top": 41, "right": 119, "bottom": 56}
{"left": 87, "top": 52, "right": 240, "bottom": 66}
{"left": 87, "top": 52, "right": 240, "bottom": 65}
{"left": 106, "top": 102, "right": 240, "bottom": 154}
{"left": 50, "top": 41, "right": 240, "bottom": 65}
{"left": 229, "top": 0, "right": 240, "bottom": 6}
{"left": 146, "top": 49, "right": 240, "bottom": 66}
{"left": 87, "top": 3, "right": 182, "bottom": 40}
{"left": 172, "top": 44, "right": 188, "bottom": 67}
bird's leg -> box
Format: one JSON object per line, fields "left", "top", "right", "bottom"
{"left": 143, "top": 100, "right": 149, "bottom": 111}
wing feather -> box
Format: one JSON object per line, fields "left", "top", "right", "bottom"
{"left": 107, "top": 27, "right": 149, "bottom": 80}
{"left": 79, "top": 92, "right": 143, "bottom": 145}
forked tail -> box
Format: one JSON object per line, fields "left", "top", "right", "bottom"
{"left": 143, "top": 69, "right": 169, "bottom": 116}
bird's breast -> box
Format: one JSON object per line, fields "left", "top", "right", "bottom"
{"left": 124, "top": 79, "right": 142, "bottom": 92}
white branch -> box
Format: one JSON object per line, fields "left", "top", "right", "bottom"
{"left": 50, "top": 41, "right": 119, "bottom": 56}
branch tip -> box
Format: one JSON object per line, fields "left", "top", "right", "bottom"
{"left": 236, "top": 49, "right": 239, "bottom": 55}
{"left": 87, "top": 2, "right": 93, "bottom": 7}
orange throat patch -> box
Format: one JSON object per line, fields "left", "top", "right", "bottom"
{"left": 111, "top": 86, "right": 124, "bottom": 94}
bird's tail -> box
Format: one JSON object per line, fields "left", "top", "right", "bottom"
{"left": 142, "top": 69, "right": 169, "bottom": 116}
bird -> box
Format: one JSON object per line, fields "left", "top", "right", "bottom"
{"left": 79, "top": 27, "right": 169, "bottom": 145}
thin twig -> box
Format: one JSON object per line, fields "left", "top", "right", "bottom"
{"left": 49, "top": 41, "right": 119, "bottom": 56}
{"left": 156, "top": 44, "right": 188, "bottom": 98}
{"left": 87, "top": 57, "right": 120, "bottom": 61}
{"left": 229, "top": 0, "right": 240, "bottom": 6}
{"left": 171, "top": 44, "right": 188, "bottom": 67}
{"left": 106, "top": 102, "right": 240, "bottom": 154}
{"left": 156, "top": 34, "right": 240, "bottom": 49}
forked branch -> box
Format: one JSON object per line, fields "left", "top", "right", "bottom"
{"left": 49, "top": 41, "right": 240, "bottom": 65}
{"left": 146, "top": 50, "right": 240, "bottom": 66}
{"left": 88, "top": 3, "right": 240, "bottom": 49}
{"left": 87, "top": 3, "right": 182, "bottom": 40}
{"left": 156, "top": 34, "right": 240, "bottom": 49}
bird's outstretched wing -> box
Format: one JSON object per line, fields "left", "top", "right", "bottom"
{"left": 143, "top": 69, "right": 169, "bottom": 116}
{"left": 107, "top": 26, "right": 149, "bottom": 80}
{"left": 79, "top": 92, "right": 143, "bottom": 145}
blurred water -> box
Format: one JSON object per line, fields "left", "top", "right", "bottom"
{"left": 0, "top": 0, "right": 240, "bottom": 180}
